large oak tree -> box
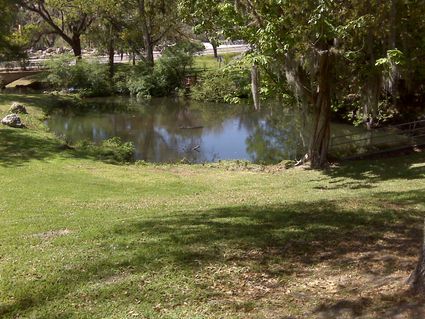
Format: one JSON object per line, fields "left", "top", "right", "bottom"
{"left": 18, "top": 0, "right": 97, "bottom": 57}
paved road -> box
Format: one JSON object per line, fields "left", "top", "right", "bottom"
{"left": 0, "top": 44, "right": 250, "bottom": 71}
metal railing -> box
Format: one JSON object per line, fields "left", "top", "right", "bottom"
{"left": 0, "top": 60, "right": 46, "bottom": 72}
{"left": 330, "top": 119, "right": 425, "bottom": 159}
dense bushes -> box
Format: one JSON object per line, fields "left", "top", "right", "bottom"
{"left": 45, "top": 41, "right": 203, "bottom": 98}
{"left": 46, "top": 55, "right": 112, "bottom": 97}
{"left": 191, "top": 65, "right": 251, "bottom": 104}
{"left": 44, "top": 41, "right": 253, "bottom": 104}
{"left": 116, "top": 41, "right": 203, "bottom": 98}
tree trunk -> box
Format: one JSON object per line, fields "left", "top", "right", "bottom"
{"left": 71, "top": 35, "right": 82, "bottom": 58}
{"left": 213, "top": 44, "right": 218, "bottom": 59}
{"left": 138, "top": 0, "right": 154, "bottom": 66}
{"left": 361, "top": 19, "right": 380, "bottom": 130}
{"left": 251, "top": 63, "right": 260, "bottom": 110}
{"left": 144, "top": 40, "right": 154, "bottom": 66}
{"left": 408, "top": 220, "right": 425, "bottom": 294}
{"left": 211, "top": 41, "right": 219, "bottom": 59}
{"left": 108, "top": 37, "right": 115, "bottom": 79}
{"left": 309, "top": 48, "right": 332, "bottom": 169}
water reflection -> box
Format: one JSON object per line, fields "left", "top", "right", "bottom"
{"left": 46, "top": 97, "right": 310, "bottom": 163}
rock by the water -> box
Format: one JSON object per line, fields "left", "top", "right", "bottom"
{"left": 1, "top": 114, "right": 25, "bottom": 128}
{"left": 9, "top": 102, "right": 28, "bottom": 114}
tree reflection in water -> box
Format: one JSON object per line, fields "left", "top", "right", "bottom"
{"left": 46, "top": 97, "right": 313, "bottom": 163}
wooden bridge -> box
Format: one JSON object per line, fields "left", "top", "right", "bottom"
{"left": 330, "top": 119, "right": 425, "bottom": 159}
{"left": 0, "top": 69, "right": 45, "bottom": 88}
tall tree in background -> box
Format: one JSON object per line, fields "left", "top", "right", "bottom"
{"left": 127, "top": 0, "right": 182, "bottom": 65}
{"left": 88, "top": 0, "right": 126, "bottom": 78}
{"left": 18, "top": 0, "right": 97, "bottom": 57}
{"left": 179, "top": 0, "right": 225, "bottom": 59}
{"left": 0, "top": 0, "right": 23, "bottom": 60}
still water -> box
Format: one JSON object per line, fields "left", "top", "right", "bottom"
{"left": 46, "top": 97, "right": 338, "bottom": 163}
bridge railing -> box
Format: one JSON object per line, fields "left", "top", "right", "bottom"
{"left": 0, "top": 60, "right": 46, "bottom": 71}
{"left": 330, "top": 119, "right": 425, "bottom": 159}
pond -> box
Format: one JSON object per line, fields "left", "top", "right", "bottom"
{"left": 45, "top": 97, "right": 360, "bottom": 164}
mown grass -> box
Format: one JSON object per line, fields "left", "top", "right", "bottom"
{"left": 1, "top": 93, "right": 425, "bottom": 318}
{"left": 193, "top": 53, "right": 241, "bottom": 71}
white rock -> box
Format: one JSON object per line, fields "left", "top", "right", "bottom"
{"left": 1, "top": 114, "right": 25, "bottom": 128}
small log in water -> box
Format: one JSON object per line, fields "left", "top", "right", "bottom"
{"left": 179, "top": 126, "right": 203, "bottom": 130}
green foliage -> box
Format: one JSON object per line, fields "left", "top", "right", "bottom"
{"left": 119, "top": 62, "right": 155, "bottom": 98}
{"left": 0, "top": 0, "right": 27, "bottom": 61}
{"left": 77, "top": 137, "right": 135, "bottom": 164}
{"left": 376, "top": 49, "right": 405, "bottom": 67}
{"left": 116, "top": 41, "right": 203, "bottom": 98}
{"left": 191, "top": 65, "right": 250, "bottom": 104}
{"left": 46, "top": 55, "right": 112, "bottom": 97}
{"left": 337, "top": 95, "right": 399, "bottom": 127}
{"left": 151, "top": 42, "right": 201, "bottom": 96}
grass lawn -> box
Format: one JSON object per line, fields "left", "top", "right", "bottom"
{"left": 192, "top": 53, "right": 241, "bottom": 71}
{"left": 1, "top": 93, "right": 425, "bottom": 318}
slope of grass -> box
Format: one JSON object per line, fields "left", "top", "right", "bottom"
{"left": 193, "top": 53, "right": 241, "bottom": 71}
{"left": 1, "top": 93, "right": 425, "bottom": 318}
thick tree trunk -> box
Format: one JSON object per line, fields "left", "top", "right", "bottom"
{"left": 309, "top": 49, "right": 332, "bottom": 169}
{"left": 144, "top": 40, "right": 154, "bottom": 66}
{"left": 408, "top": 220, "right": 425, "bottom": 294}
{"left": 70, "top": 35, "right": 82, "bottom": 58}
{"left": 251, "top": 64, "right": 260, "bottom": 110}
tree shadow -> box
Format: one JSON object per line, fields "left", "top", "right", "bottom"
{"left": 111, "top": 193, "right": 424, "bottom": 270}
{"left": 323, "top": 153, "right": 425, "bottom": 190}
{"left": 2, "top": 189, "right": 425, "bottom": 317}
{"left": 314, "top": 293, "right": 425, "bottom": 319}
{"left": 0, "top": 128, "right": 121, "bottom": 167}
{"left": 0, "top": 93, "right": 65, "bottom": 114}
{"left": 0, "top": 129, "right": 64, "bottom": 166}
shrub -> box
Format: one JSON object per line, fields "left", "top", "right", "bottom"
{"left": 191, "top": 66, "right": 251, "bottom": 104}
{"left": 117, "top": 41, "right": 204, "bottom": 98}
{"left": 77, "top": 137, "right": 135, "bottom": 164}
{"left": 46, "top": 55, "right": 112, "bottom": 97}
{"left": 123, "top": 62, "right": 156, "bottom": 98}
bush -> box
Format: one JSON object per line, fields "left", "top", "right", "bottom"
{"left": 116, "top": 41, "right": 204, "bottom": 98}
{"left": 122, "top": 62, "right": 156, "bottom": 98}
{"left": 191, "top": 66, "right": 251, "bottom": 104}
{"left": 46, "top": 55, "right": 112, "bottom": 97}
{"left": 77, "top": 137, "right": 135, "bottom": 164}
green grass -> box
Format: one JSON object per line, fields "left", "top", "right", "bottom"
{"left": 1, "top": 93, "right": 425, "bottom": 318}
{"left": 193, "top": 53, "right": 241, "bottom": 71}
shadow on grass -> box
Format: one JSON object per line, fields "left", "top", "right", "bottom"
{"left": 319, "top": 152, "right": 425, "bottom": 190}
{"left": 313, "top": 293, "right": 425, "bottom": 319}
{"left": 0, "top": 93, "right": 65, "bottom": 114}
{"left": 112, "top": 195, "right": 423, "bottom": 270}
{"left": 0, "top": 128, "right": 131, "bottom": 167}
{"left": 0, "top": 129, "right": 64, "bottom": 166}
{"left": 2, "top": 189, "right": 425, "bottom": 317}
